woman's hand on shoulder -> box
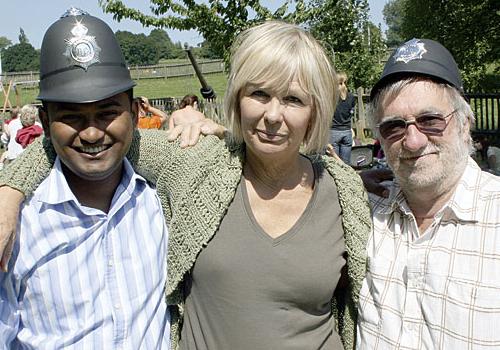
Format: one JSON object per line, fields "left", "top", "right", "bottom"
{"left": 167, "top": 117, "right": 226, "bottom": 148}
{"left": 359, "top": 168, "right": 394, "bottom": 198}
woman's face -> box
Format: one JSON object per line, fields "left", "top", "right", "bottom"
{"left": 239, "top": 81, "right": 313, "bottom": 160}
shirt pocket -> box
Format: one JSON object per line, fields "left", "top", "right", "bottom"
{"left": 433, "top": 279, "right": 500, "bottom": 346}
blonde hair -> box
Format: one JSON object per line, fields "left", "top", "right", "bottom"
{"left": 19, "top": 104, "right": 39, "bottom": 127}
{"left": 224, "top": 20, "right": 338, "bottom": 154}
{"left": 337, "top": 72, "right": 348, "bottom": 100}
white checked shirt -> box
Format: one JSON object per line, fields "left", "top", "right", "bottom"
{"left": 0, "top": 158, "right": 170, "bottom": 349}
{"left": 357, "top": 157, "right": 500, "bottom": 349}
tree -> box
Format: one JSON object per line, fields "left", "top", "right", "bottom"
{"left": 2, "top": 42, "right": 39, "bottom": 72}
{"left": 148, "top": 29, "right": 180, "bottom": 60}
{"left": 306, "top": 0, "right": 385, "bottom": 89}
{"left": 115, "top": 31, "right": 159, "bottom": 65}
{"left": 98, "top": 0, "right": 307, "bottom": 62}
{"left": 399, "top": 0, "right": 499, "bottom": 90}
{"left": 196, "top": 40, "right": 220, "bottom": 59}
{"left": 18, "top": 28, "right": 29, "bottom": 44}
{"left": 99, "top": 0, "right": 386, "bottom": 87}
{"left": 0, "top": 36, "right": 12, "bottom": 51}
{"left": 383, "top": 0, "right": 405, "bottom": 47}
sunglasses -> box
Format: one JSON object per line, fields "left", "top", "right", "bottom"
{"left": 377, "top": 110, "right": 457, "bottom": 141}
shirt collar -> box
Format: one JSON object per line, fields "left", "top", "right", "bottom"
{"left": 37, "top": 157, "right": 148, "bottom": 206}
{"left": 372, "top": 180, "right": 412, "bottom": 216}
{"left": 446, "top": 157, "right": 484, "bottom": 222}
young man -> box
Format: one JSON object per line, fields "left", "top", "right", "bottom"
{"left": 357, "top": 39, "right": 500, "bottom": 349}
{"left": 0, "top": 9, "right": 170, "bottom": 348}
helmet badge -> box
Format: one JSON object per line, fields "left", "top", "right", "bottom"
{"left": 393, "top": 39, "right": 427, "bottom": 64}
{"left": 64, "top": 20, "right": 101, "bottom": 70}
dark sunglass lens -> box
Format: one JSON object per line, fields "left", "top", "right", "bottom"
{"left": 379, "top": 119, "right": 406, "bottom": 140}
{"left": 416, "top": 114, "right": 446, "bottom": 134}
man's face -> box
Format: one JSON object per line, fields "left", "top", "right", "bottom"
{"left": 377, "top": 81, "right": 470, "bottom": 191}
{"left": 43, "top": 92, "right": 136, "bottom": 182}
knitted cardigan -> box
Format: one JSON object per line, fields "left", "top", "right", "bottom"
{"left": 0, "top": 129, "right": 371, "bottom": 350}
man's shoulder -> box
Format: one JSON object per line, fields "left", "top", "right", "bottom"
{"left": 463, "top": 159, "right": 500, "bottom": 194}
{"left": 475, "top": 170, "right": 500, "bottom": 195}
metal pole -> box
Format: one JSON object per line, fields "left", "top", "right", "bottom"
{"left": 185, "top": 48, "right": 216, "bottom": 100}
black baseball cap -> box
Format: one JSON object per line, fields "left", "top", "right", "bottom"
{"left": 370, "top": 38, "right": 463, "bottom": 100}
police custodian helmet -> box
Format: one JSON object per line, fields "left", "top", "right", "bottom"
{"left": 370, "top": 38, "right": 464, "bottom": 100}
{"left": 38, "top": 8, "right": 136, "bottom": 103}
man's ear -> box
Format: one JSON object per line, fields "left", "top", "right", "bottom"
{"left": 39, "top": 107, "right": 51, "bottom": 139}
{"left": 131, "top": 99, "right": 140, "bottom": 127}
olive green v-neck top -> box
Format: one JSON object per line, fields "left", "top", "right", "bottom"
{"left": 180, "top": 163, "right": 346, "bottom": 349}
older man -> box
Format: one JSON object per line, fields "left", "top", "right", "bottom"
{"left": 357, "top": 39, "right": 500, "bottom": 349}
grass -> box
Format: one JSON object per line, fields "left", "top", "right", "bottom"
{"left": 0, "top": 72, "right": 229, "bottom": 120}
{"left": 1, "top": 72, "right": 229, "bottom": 105}
{"left": 134, "top": 72, "right": 228, "bottom": 99}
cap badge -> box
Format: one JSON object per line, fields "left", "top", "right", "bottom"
{"left": 61, "top": 7, "right": 89, "bottom": 18}
{"left": 63, "top": 20, "right": 101, "bottom": 70}
{"left": 393, "top": 39, "right": 427, "bottom": 64}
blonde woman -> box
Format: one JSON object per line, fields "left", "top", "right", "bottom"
{"left": 330, "top": 72, "right": 356, "bottom": 164}
{"left": 0, "top": 21, "right": 370, "bottom": 349}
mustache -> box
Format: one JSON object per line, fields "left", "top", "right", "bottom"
{"left": 398, "top": 144, "right": 440, "bottom": 159}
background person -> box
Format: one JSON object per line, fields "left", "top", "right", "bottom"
{"left": 168, "top": 94, "right": 203, "bottom": 131}
{"left": 15, "top": 104, "right": 43, "bottom": 149}
{"left": 1, "top": 107, "right": 20, "bottom": 149}
{"left": 474, "top": 136, "right": 500, "bottom": 175}
{"left": 1, "top": 107, "right": 24, "bottom": 164}
{"left": 329, "top": 72, "right": 356, "bottom": 164}
{"left": 178, "top": 94, "right": 199, "bottom": 110}
{"left": 0, "top": 20, "right": 371, "bottom": 350}
{"left": 137, "top": 96, "right": 168, "bottom": 129}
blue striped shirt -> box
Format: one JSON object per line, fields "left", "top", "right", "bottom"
{"left": 0, "top": 158, "right": 170, "bottom": 349}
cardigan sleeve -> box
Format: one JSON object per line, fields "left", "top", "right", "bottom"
{"left": 125, "top": 129, "right": 175, "bottom": 186}
{"left": 0, "top": 137, "right": 56, "bottom": 195}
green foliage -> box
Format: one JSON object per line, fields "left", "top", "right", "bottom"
{"left": 18, "top": 28, "right": 29, "bottom": 44}
{"left": 306, "top": 0, "right": 385, "bottom": 89}
{"left": 382, "top": 0, "right": 405, "bottom": 47}
{"left": 148, "top": 29, "right": 184, "bottom": 59}
{"left": 99, "top": 0, "right": 307, "bottom": 62}
{"left": 196, "top": 41, "right": 220, "bottom": 59}
{"left": 2, "top": 42, "right": 39, "bottom": 72}
{"left": 99, "top": 0, "right": 386, "bottom": 88}
{"left": 115, "top": 31, "right": 159, "bottom": 65}
{"left": 398, "top": 0, "right": 499, "bottom": 91}
{"left": 0, "top": 36, "right": 12, "bottom": 51}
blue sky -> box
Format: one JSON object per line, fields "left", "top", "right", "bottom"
{"left": 1, "top": 0, "right": 388, "bottom": 49}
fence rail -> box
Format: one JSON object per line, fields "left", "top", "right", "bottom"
{"left": 0, "top": 59, "right": 225, "bottom": 85}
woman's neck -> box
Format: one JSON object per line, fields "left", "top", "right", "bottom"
{"left": 243, "top": 151, "right": 314, "bottom": 193}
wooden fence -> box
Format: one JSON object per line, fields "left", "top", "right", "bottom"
{"left": 0, "top": 59, "right": 225, "bottom": 85}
